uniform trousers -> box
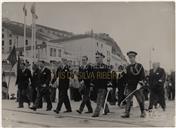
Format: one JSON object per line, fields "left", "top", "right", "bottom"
{"left": 18, "top": 88, "right": 30, "bottom": 107}
{"left": 56, "top": 88, "right": 72, "bottom": 111}
{"left": 125, "top": 88, "right": 145, "bottom": 114}
{"left": 93, "top": 89, "right": 109, "bottom": 116}
{"left": 148, "top": 86, "right": 166, "bottom": 110}
{"left": 79, "top": 86, "right": 93, "bottom": 112}
{"left": 35, "top": 86, "right": 52, "bottom": 109}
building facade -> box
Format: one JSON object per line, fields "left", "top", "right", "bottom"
{"left": 50, "top": 34, "right": 127, "bottom": 66}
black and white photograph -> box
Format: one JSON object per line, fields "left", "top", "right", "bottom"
{"left": 1, "top": 1, "right": 175, "bottom": 127}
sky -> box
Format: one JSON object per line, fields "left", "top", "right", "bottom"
{"left": 2, "top": 2, "right": 175, "bottom": 72}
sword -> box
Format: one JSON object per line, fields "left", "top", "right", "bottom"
{"left": 103, "top": 87, "right": 111, "bottom": 114}
{"left": 120, "top": 82, "right": 147, "bottom": 107}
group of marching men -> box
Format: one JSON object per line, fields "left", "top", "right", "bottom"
{"left": 15, "top": 50, "right": 173, "bottom": 118}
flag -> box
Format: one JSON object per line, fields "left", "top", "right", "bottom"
{"left": 31, "top": 3, "right": 35, "bottom": 14}
{"left": 31, "top": 3, "right": 38, "bottom": 19}
{"left": 7, "top": 46, "right": 17, "bottom": 67}
{"left": 23, "top": 3, "right": 27, "bottom": 16}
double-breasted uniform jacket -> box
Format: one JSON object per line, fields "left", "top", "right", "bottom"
{"left": 149, "top": 67, "right": 166, "bottom": 89}
{"left": 52, "top": 65, "right": 71, "bottom": 90}
{"left": 92, "top": 63, "right": 111, "bottom": 89}
{"left": 16, "top": 68, "right": 32, "bottom": 89}
{"left": 124, "top": 63, "right": 145, "bottom": 90}
{"left": 78, "top": 64, "right": 93, "bottom": 87}
{"left": 39, "top": 67, "right": 51, "bottom": 87}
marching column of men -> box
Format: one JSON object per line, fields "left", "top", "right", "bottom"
{"left": 16, "top": 50, "right": 170, "bottom": 118}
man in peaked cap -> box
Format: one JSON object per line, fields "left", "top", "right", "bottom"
{"left": 121, "top": 51, "right": 146, "bottom": 118}
{"left": 91, "top": 51, "right": 111, "bottom": 117}
{"left": 127, "top": 51, "right": 138, "bottom": 57}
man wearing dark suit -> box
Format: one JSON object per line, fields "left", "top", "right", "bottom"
{"left": 16, "top": 62, "right": 32, "bottom": 108}
{"left": 52, "top": 59, "right": 72, "bottom": 114}
{"left": 148, "top": 62, "right": 166, "bottom": 111}
{"left": 76, "top": 56, "right": 93, "bottom": 114}
{"left": 121, "top": 51, "right": 146, "bottom": 118}
{"left": 30, "top": 61, "right": 52, "bottom": 111}
{"left": 30, "top": 63, "right": 43, "bottom": 108}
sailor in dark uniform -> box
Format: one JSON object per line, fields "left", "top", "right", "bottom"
{"left": 92, "top": 52, "right": 111, "bottom": 117}
{"left": 30, "top": 61, "right": 52, "bottom": 111}
{"left": 148, "top": 62, "right": 166, "bottom": 111}
{"left": 121, "top": 51, "right": 146, "bottom": 118}
{"left": 76, "top": 56, "right": 93, "bottom": 114}
{"left": 52, "top": 58, "right": 72, "bottom": 114}
{"left": 16, "top": 62, "right": 32, "bottom": 108}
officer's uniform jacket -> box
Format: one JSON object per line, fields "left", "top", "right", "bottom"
{"left": 16, "top": 68, "right": 32, "bottom": 89}
{"left": 149, "top": 67, "right": 166, "bottom": 89}
{"left": 92, "top": 63, "right": 111, "bottom": 89}
{"left": 78, "top": 64, "right": 92, "bottom": 87}
{"left": 52, "top": 65, "right": 70, "bottom": 90}
{"left": 124, "top": 63, "right": 145, "bottom": 90}
{"left": 39, "top": 67, "right": 51, "bottom": 87}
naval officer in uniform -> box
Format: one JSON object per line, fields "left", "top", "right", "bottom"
{"left": 92, "top": 52, "right": 111, "bottom": 117}
{"left": 121, "top": 51, "right": 146, "bottom": 118}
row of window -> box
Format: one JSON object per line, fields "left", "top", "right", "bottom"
{"left": 50, "top": 48, "right": 62, "bottom": 57}
{"left": 2, "top": 39, "right": 39, "bottom": 46}
{"left": 2, "top": 33, "right": 12, "bottom": 38}
{"left": 2, "top": 40, "right": 12, "bottom": 46}
{"left": 2, "top": 47, "right": 12, "bottom": 53}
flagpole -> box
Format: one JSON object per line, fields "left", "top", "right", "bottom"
{"left": 31, "top": 3, "right": 37, "bottom": 62}
{"left": 31, "top": 15, "right": 34, "bottom": 59}
{"left": 149, "top": 47, "right": 152, "bottom": 70}
{"left": 33, "top": 13, "right": 36, "bottom": 61}
{"left": 23, "top": 3, "right": 26, "bottom": 58}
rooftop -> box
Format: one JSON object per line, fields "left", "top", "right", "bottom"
{"left": 2, "top": 21, "right": 47, "bottom": 40}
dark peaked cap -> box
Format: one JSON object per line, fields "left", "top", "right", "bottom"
{"left": 127, "top": 51, "right": 138, "bottom": 57}
{"left": 96, "top": 51, "right": 105, "bottom": 58}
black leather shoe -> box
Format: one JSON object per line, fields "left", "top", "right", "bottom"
{"left": 92, "top": 114, "right": 99, "bottom": 117}
{"left": 46, "top": 108, "right": 52, "bottom": 111}
{"left": 140, "top": 112, "right": 146, "bottom": 118}
{"left": 85, "top": 111, "right": 93, "bottom": 114}
{"left": 53, "top": 109, "right": 59, "bottom": 114}
{"left": 76, "top": 110, "right": 82, "bottom": 114}
{"left": 30, "top": 107, "right": 37, "bottom": 111}
{"left": 102, "top": 112, "right": 107, "bottom": 115}
{"left": 121, "top": 113, "right": 130, "bottom": 118}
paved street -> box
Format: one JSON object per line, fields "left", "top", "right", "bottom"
{"left": 2, "top": 100, "right": 175, "bottom": 127}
